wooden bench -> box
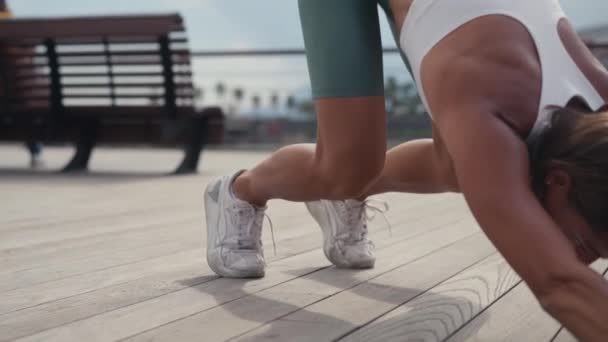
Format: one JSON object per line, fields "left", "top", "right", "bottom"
{"left": 0, "top": 14, "right": 224, "bottom": 173}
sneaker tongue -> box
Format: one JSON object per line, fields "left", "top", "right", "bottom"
{"left": 235, "top": 202, "right": 254, "bottom": 213}
{"left": 234, "top": 204, "right": 263, "bottom": 250}
{"left": 342, "top": 200, "right": 365, "bottom": 221}
{"left": 344, "top": 199, "right": 364, "bottom": 208}
{"left": 238, "top": 242, "right": 257, "bottom": 250}
{"left": 348, "top": 200, "right": 372, "bottom": 241}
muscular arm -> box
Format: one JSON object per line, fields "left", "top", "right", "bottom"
{"left": 437, "top": 111, "right": 608, "bottom": 342}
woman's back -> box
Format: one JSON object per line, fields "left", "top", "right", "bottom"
{"left": 394, "top": 0, "right": 608, "bottom": 139}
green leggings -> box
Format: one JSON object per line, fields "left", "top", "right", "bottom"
{"left": 298, "top": 0, "right": 413, "bottom": 99}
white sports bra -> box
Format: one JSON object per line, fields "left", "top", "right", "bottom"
{"left": 399, "top": 0, "right": 605, "bottom": 142}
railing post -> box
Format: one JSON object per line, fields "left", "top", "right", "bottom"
{"left": 0, "top": 51, "right": 9, "bottom": 113}
{"left": 44, "top": 38, "right": 63, "bottom": 115}
{"left": 159, "top": 35, "right": 176, "bottom": 117}
{"left": 103, "top": 37, "right": 116, "bottom": 106}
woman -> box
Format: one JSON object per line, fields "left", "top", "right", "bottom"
{"left": 0, "top": 0, "right": 44, "bottom": 167}
{"left": 205, "top": 0, "right": 608, "bottom": 340}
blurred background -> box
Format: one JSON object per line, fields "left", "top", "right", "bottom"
{"left": 5, "top": 0, "right": 608, "bottom": 150}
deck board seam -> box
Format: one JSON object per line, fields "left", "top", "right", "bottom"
{"left": 442, "top": 279, "right": 525, "bottom": 341}
{"left": 19, "top": 222, "right": 477, "bottom": 340}
{"left": 1, "top": 209, "right": 465, "bottom": 307}
{"left": 333, "top": 251, "right": 503, "bottom": 342}
{"left": 194, "top": 231, "right": 490, "bottom": 342}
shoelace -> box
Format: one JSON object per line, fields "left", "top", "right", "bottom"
{"left": 233, "top": 205, "right": 277, "bottom": 256}
{"left": 361, "top": 199, "right": 392, "bottom": 237}
{"left": 265, "top": 213, "right": 277, "bottom": 256}
{"left": 340, "top": 199, "right": 391, "bottom": 243}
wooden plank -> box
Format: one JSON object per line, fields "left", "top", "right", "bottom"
{"left": 0, "top": 249, "right": 203, "bottom": 315}
{"left": 57, "top": 50, "right": 190, "bottom": 57}
{"left": 61, "top": 94, "right": 164, "bottom": 99}
{"left": 0, "top": 197, "right": 320, "bottom": 270}
{"left": 0, "top": 207, "right": 200, "bottom": 251}
{"left": 445, "top": 283, "right": 556, "bottom": 342}
{"left": 12, "top": 249, "right": 330, "bottom": 342}
{"left": 0, "top": 217, "right": 200, "bottom": 274}
{"left": 447, "top": 260, "right": 608, "bottom": 342}
{"left": 0, "top": 194, "right": 193, "bottom": 230}
{"left": 3, "top": 196, "right": 466, "bottom": 339}
{"left": 59, "top": 72, "right": 191, "bottom": 78}
{"left": 0, "top": 169, "right": 457, "bottom": 248}
{"left": 0, "top": 196, "right": 365, "bottom": 292}
{"left": 0, "top": 238, "right": 293, "bottom": 340}
{"left": 0, "top": 190, "right": 453, "bottom": 292}
{"left": 0, "top": 260, "right": 214, "bottom": 341}
{"left": 338, "top": 253, "right": 520, "bottom": 342}
{"left": 128, "top": 232, "right": 495, "bottom": 342}
{"left": 59, "top": 60, "right": 161, "bottom": 67}
{"left": 0, "top": 147, "right": 493, "bottom": 342}
{"left": 553, "top": 330, "right": 576, "bottom": 342}
{"left": 0, "top": 190, "right": 455, "bottom": 268}
{"left": 0, "top": 191, "right": 453, "bottom": 274}
{"left": 58, "top": 36, "right": 186, "bottom": 45}
{"left": 0, "top": 222, "right": 200, "bottom": 292}
{"left": 61, "top": 83, "right": 166, "bottom": 89}
{"left": 0, "top": 198, "right": 325, "bottom": 292}
{"left": 13, "top": 214, "right": 477, "bottom": 341}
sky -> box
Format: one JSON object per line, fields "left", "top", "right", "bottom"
{"left": 8, "top": 0, "right": 608, "bottom": 112}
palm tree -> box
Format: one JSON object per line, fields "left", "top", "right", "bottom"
{"left": 298, "top": 99, "right": 315, "bottom": 118}
{"left": 270, "top": 92, "right": 280, "bottom": 113}
{"left": 233, "top": 87, "right": 244, "bottom": 115}
{"left": 385, "top": 76, "right": 398, "bottom": 116}
{"left": 252, "top": 94, "right": 261, "bottom": 111}
{"left": 400, "top": 82, "right": 423, "bottom": 115}
{"left": 193, "top": 86, "right": 204, "bottom": 107}
{"left": 251, "top": 94, "right": 262, "bottom": 124}
{"left": 215, "top": 82, "right": 226, "bottom": 108}
{"left": 285, "top": 95, "right": 295, "bottom": 115}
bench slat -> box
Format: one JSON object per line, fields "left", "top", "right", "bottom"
{"left": 0, "top": 15, "right": 185, "bottom": 39}
{"left": 59, "top": 72, "right": 191, "bottom": 78}
{"left": 62, "top": 83, "right": 193, "bottom": 89}
{"left": 15, "top": 83, "right": 192, "bottom": 89}
{"left": 56, "top": 50, "right": 191, "bottom": 57}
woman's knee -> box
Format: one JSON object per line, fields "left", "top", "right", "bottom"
{"left": 312, "top": 96, "right": 387, "bottom": 198}
{"left": 431, "top": 124, "right": 460, "bottom": 192}
{"left": 438, "top": 164, "right": 460, "bottom": 192}
{"left": 433, "top": 145, "right": 460, "bottom": 193}
{"left": 315, "top": 149, "right": 385, "bottom": 199}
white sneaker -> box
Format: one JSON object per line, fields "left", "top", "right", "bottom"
{"left": 204, "top": 171, "right": 266, "bottom": 278}
{"left": 306, "top": 199, "right": 385, "bottom": 269}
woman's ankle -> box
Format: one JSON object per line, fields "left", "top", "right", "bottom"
{"left": 232, "top": 171, "right": 267, "bottom": 207}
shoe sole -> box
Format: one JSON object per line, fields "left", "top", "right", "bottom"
{"left": 305, "top": 201, "right": 375, "bottom": 269}
{"left": 204, "top": 180, "right": 265, "bottom": 278}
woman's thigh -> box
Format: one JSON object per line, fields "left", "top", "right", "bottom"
{"left": 299, "top": 0, "right": 385, "bottom": 99}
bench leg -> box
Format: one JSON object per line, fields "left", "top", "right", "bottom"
{"left": 174, "top": 116, "right": 208, "bottom": 174}
{"left": 63, "top": 121, "right": 99, "bottom": 172}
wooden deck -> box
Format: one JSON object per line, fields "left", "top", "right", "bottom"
{"left": 0, "top": 145, "right": 604, "bottom": 342}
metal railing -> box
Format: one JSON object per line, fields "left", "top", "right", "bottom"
{"left": 192, "top": 42, "right": 606, "bottom": 57}
{"left": 191, "top": 47, "right": 402, "bottom": 58}
{"left": 587, "top": 42, "right": 608, "bottom": 49}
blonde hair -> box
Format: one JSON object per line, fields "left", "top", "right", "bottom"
{"left": 530, "top": 107, "right": 608, "bottom": 232}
